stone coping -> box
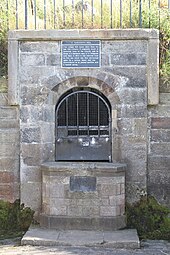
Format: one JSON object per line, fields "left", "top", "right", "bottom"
{"left": 41, "top": 162, "right": 127, "bottom": 173}
{"left": 8, "top": 29, "right": 159, "bottom": 41}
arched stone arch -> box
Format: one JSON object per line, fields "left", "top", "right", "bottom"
{"left": 50, "top": 75, "right": 120, "bottom": 108}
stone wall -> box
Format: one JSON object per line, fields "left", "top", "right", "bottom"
{"left": 0, "top": 93, "right": 20, "bottom": 202}
{"left": 148, "top": 83, "right": 170, "bottom": 207}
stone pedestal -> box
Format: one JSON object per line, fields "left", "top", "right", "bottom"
{"left": 40, "top": 162, "right": 126, "bottom": 231}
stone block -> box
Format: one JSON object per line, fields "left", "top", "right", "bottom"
{"left": 111, "top": 53, "right": 146, "bottom": 65}
{"left": 100, "top": 206, "right": 117, "bottom": 217}
{"left": 159, "top": 93, "right": 170, "bottom": 105}
{"left": 117, "top": 118, "right": 133, "bottom": 135}
{"left": 148, "top": 155, "right": 170, "bottom": 171}
{"left": 116, "top": 184, "right": 121, "bottom": 195}
{"left": 65, "top": 190, "right": 98, "bottom": 200}
{"left": 19, "top": 66, "right": 55, "bottom": 84}
{"left": 151, "top": 129, "right": 170, "bottom": 142}
{"left": 0, "top": 129, "right": 19, "bottom": 143}
{"left": 121, "top": 183, "right": 125, "bottom": 194}
{"left": 21, "top": 143, "right": 41, "bottom": 166}
{"left": 0, "top": 184, "right": 13, "bottom": 196}
{"left": 50, "top": 206, "right": 67, "bottom": 216}
{"left": 101, "top": 54, "right": 110, "bottom": 66}
{"left": 0, "top": 172, "right": 14, "bottom": 183}
{"left": 118, "top": 104, "right": 147, "bottom": 118}
{"left": 0, "top": 158, "right": 19, "bottom": 173}
{"left": 21, "top": 85, "right": 50, "bottom": 105}
{"left": 20, "top": 181, "right": 41, "bottom": 212}
{"left": 46, "top": 54, "right": 61, "bottom": 66}
{"left": 21, "top": 127, "right": 41, "bottom": 143}
{"left": 133, "top": 118, "right": 147, "bottom": 136}
{"left": 20, "top": 54, "right": 45, "bottom": 66}
{"left": 0, "top": 93, "right": 8, "bottom": 105}
{"left": 0, "top": 119, "right": 19, "bottom": 129}
{"left": 0, "top": 106, "right": 18, "bottom": 119}
{"left": 116, "top": 88, "right": 147, "bottom": 105}
{"left": 151, "top": 117, "right": 170, "bottom": 129}
{"left": 0, "top": 143, "right": 19, "bottom": 158}
{"left": 104, "top": 66, "right": 147, "bottom": 88}
{"left": 109, "top": 194, "right": 125, "bottom": 206}
{"left": 100, "top": 184, "right": 117, "bottom": 197}
{"left": 97, "top": 176, "right": 124, "bottom": 184}
{"left": 40, "top": 123, "right": 55, "bottom": 143}
{"left": 102, "top": 40, "right": 147, "bottom": 54}
{"left": 41, "top": 143, "right": 55, "bottom": 162}
{"left": 150, "top": 142, "right": 170, "bottom": 156}
{"left": 20, "top": 41, "right": 60, "bottom": 53}
{"left": 148, "top": 170, "right": 170, "bottom": 207}
{"left": 149, "top": 105, "right": 170, "bottom": 117}
{"left": 50, "top": 184, "right": 65, "bottom": 198}
{"left": 82, "top": 206, "right": 100, "bottom": 217}
{"left": 68, "top": 206, "right": 82, "bottom": 217}
{"left": 20, "top": 166, "right": 41, "bottom": 182}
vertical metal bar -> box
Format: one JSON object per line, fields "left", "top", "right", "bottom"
{"left": 158, "top": 0, "right": 161, "bottom": 30}
{"left": 148, "top": 0, "right": 151, "bottom": 28}
{"left": 72, "top": 0, "right": 74, "bottom": 27}
{"left": 77, "top": 94, "right": 79, "bottom": 137}
{"left": 91, "top": 0, "right": 94, "bottom": 27}
{"left": 120, "top": 0, "right": 122, "bottom": 28}
{"left": 44, "top": 0, "right": 46, "bottom": 29}
{"left": 87, "top": 93, "right": 90, "bottom": 137}
{"left": 34, "top": 0, "right": 37, "bottom": 29}
{"left": 101, "top": 0, "right": 103, "bottom": 29}
{"left": 98, "top": 97, "right": 100, "bottom": 138}
{"left": 130, "top": 0, "right": 132, "bottom": 28}
{"left": 82, "top": 0, "right": 84, "bottom": 29}
{"left": 110, "top": 0, "right": 113, "bottom": 28}
{"left": 6, "top": 0, "right": 9, "bottom": 30}
{"left": 66, "top": 98, "right": 68, "bottom": 135}
{"left": 63, "top": 0, "right": 65, "bottom": 27}
{"left": 54, "top": 0, "right": 56, "bottom": 29}
{"left": 25, "top": 0, "right": 28, "bottom": 29}
{"left": 139, "top": 0, "right": 142, "bottom": 28}
{"left": 16, "top": 0, "right": 18, "bottom": 29}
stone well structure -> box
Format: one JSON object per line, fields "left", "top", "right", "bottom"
{"left": 7, "top": 29, "right": 159, "bottom": 229}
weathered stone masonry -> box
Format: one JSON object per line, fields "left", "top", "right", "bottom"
{"left": 0, "top": 29, "right": 169, "bottom": 219}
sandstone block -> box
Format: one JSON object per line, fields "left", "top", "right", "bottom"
{"left": 100, "top": 206, "right": 117, "bottom": 217}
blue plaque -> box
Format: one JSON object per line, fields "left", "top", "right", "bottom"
{"left": 61, "top": 40, "right": 101, "bottom": 68}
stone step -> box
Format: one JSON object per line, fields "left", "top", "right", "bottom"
{"left": 21, "top": 227, "right": 140, "bottom": 249}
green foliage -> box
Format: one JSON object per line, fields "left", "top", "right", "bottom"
{"left": 0, "top": 199, "right": 34, "bottom": 239}
{"left": 126, "top": 196, "right": 170, "bottom": 240}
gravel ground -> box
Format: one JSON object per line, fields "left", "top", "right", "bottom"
{"left": 0, "top": 239, "right": 170, "bottom": 255}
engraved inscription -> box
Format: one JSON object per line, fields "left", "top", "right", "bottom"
{"left": 62, "top": 40, "right": 101, "bottom": 68}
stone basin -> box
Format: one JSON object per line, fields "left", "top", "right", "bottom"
{"left": 40, "top": 162, "right": 126, "bottom": 231}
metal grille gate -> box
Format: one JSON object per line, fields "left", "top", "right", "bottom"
{"left": 55, "top": 88, "right": 111, "bottom": 161}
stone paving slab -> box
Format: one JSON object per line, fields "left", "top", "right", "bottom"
{"left": 21, "top": 228, "right": 140, "bottom": 249}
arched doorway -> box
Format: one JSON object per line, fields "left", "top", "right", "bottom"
{"left": 55, "top": 87, "right": 111, "bottom": 161}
